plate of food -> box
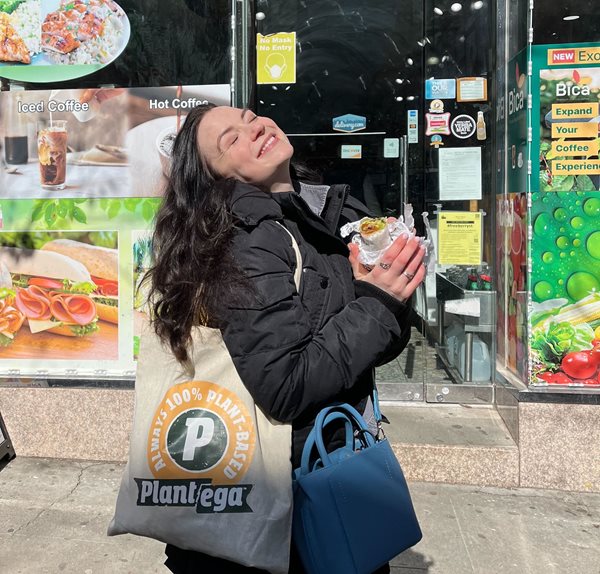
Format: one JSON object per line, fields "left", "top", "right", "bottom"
{"left": 0, "top": 0, "right": 130, "bottom": 83}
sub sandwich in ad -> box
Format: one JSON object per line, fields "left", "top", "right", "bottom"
{"left": 0, "top": 247, "right": 99, "bottom": 337}
{"left": 42, "top": 239, "right": 118, "bottom": 324}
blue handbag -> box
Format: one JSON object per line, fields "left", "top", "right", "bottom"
{"left": 292, "top": 403, "right": 422, "bottom": 574}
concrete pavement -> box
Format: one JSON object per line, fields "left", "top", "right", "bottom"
{"left": 0, "top": 457, "right": 599, "bottom": 574}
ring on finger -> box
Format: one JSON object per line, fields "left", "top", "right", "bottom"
{"left": 402, "top": 271, "right": 415, "bottom": 280}
{"left": 379, "top": 262, "right": 392, "bottom": 270}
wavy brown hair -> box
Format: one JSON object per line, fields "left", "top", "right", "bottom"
{"left": 144, "top": 104, "right": 252, "bottom": 370}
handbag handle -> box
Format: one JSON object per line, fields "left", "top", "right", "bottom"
{"left": 299, "top": 404, "right": 376, "bottom": 476}
{"left": 314, "top": 405, "right": 376, "bottom": 469}
{"left": 300, "top": 411, "right": 354, "bottom": 475}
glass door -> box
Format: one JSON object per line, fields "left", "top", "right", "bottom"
{"left": 237, "top": 0, "right": 498, "bottom": 403}
{"left": 243, "top": 0, "right": 427, "bottom": 401}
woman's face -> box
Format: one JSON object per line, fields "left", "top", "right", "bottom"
{"left": 198, "top": 106, "right": 294, "bottom": 189}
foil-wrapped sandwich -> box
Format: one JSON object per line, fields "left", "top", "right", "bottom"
{"left": 340, "top": 206, "right": 434, "bottom": 270}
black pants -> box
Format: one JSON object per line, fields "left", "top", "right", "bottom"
{"left": 164, "top": 544, "right": 390, "bottom": 574}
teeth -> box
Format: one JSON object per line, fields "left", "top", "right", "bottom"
{"left": 260, "top": 136, "right": 276, "bottom": 157}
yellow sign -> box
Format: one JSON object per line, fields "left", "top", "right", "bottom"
{"left": 553, "top": 159, "right": 600, "bottom": 176}
{"left": 551, "top": 139, "right": 598, "bottom": 157}
{"left": 438, "top": 211, "right": 482, "bottom": 265}
{"left": 548, "top": 47, "right": 600, "bottom": 66}
{"left": 552, "top": 102, "right": 599, "bottom": 120}
{"left": 551, "top": 122, "right": 598, "bottom": 138}
{"left": 256, "top": 32, "right": 296, "bottom": 84}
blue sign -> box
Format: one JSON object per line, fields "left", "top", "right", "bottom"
{"left": 332, "top": 114, "right": 367, "bottom": 133}
{"left": 425, "top": 79, "right": 456, "bottom": 100}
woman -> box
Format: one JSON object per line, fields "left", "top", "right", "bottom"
{"left": 147, "top": 104, "right": 426, "bottom": 573}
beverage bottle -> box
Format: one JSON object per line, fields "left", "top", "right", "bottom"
{"left": 479, "top": 274, "right": 492, "bottom": 291}
{"left": 466, "top": 269, "right": 480, "bottom": 290}
{"left": 476, "top": 111, "right": 486, "bottom": 141}
{"left": 4, "top": 95, "right": 29, "bottom": 165}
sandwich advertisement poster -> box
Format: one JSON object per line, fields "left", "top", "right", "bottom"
{"left": 0, "top": 83, "right": 230, "bottom": 378}
{"left": 0, "top": 198, "right": 157, "bottom": 377}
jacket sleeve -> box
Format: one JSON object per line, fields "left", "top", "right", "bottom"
{"left": 220, "top": 221, "right": 403, "bottom": 423}
{"left": 353, "top": 281, "right": 413, "bottom": 364}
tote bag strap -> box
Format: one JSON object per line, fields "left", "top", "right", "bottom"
{"left": 276, "top": 222, "right": 302, "bottom": 291}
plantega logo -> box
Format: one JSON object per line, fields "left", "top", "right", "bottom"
{"left": 139, "top": 381, "right": 256, "bottom": 513}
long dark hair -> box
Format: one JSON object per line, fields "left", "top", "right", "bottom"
{"left": 145, "top": 104, "right": 252, "bottom": 370}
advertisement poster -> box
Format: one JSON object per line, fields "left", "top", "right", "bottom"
{"left": 0, "top": 85, "right": 229, "bottom": 198}
{"left": 0, "top": 81, "right": 229, "bottom": 379}
{"left": 0, "top": 198, "right": 161, "bottom": 377}
{"left": 529, "top": 43, "right": 600, "bottom": 388}
{"left": 0, "top": 0, "right": 230, "bottom": 87}
{"left": 497, "top": 194, "right": 527, "bottom": 379}
{"left": 507, "top": 47, "right": 528, "bottom": 194}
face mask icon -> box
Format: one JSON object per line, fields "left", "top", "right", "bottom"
{"left": 265, "top": 53, "right": 287, "bottom": 80}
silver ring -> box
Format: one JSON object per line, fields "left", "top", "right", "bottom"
{"left": 379, "top": 262, "right": 392, "bottom": 270}
{"left": 402, "top": 271, "right": 415, "bottom": 280}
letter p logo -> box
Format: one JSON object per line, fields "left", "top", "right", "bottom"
{"left": 183, "top": 417, "right": 215, "bottom": 460}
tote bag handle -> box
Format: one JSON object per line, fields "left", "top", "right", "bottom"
{"left": 276, "top": 222, "right": 302, "bottom": 291}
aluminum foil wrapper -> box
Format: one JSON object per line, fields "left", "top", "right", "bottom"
{"left": 340, "top": 206, "right": 435, "bottom": 271}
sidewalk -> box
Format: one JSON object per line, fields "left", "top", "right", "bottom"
{"left": 1, "top": 457, "right": 599, "bottom": 574}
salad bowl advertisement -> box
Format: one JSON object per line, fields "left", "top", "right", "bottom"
{"left": 0, "top": 0, "right": 130, "bottom": 82}
{"left": 530, "top": 190, "right": 600, "bottom": 387}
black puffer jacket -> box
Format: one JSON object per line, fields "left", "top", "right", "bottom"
{"left": 222, "top": 181, "right": 412, "bottom": 467}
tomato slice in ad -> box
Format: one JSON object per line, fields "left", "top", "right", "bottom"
{"left": 91, "top": 276, "right": 118, "bottom": 296}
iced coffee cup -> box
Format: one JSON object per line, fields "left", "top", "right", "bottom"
{"left": 37, "top": 120, "right": 67, "bottom": 190}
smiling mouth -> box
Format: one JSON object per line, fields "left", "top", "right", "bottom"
{"left": 258, "top": 135, "right": 278, "bottom": 157}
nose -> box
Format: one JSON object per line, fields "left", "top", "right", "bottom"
{"left": 246, "top": 119, "right": 265, "bottom": 141}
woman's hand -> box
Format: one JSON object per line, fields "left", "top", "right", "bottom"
{"left": 348, "top": 234, "right": 427, "bottom": 302}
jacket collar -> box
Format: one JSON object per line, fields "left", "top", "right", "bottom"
{"left": 229, "top": 181, "right": 283, "bottom": 226}
{"left": 229, "top": 180, "right": 348, "bottom": 243}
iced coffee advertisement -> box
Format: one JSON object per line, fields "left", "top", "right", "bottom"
{"left": 0, "top": 230, "right": 118, "bottom": 360}
{"left": 0, "top": 0, "right": 130, "bottom": 83}
{"left": 0, "top": 84, "right": 229, "bottom": 198}
{"left": 0, "top": 87, "right": 130, "bottom": 198}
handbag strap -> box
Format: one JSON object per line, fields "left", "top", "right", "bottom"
{"left": 276, "top": 221, "right": 302, "bottom": 291}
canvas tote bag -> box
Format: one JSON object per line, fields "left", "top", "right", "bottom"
{"left": 108, "top": 224, "right": 302, "bottom": 574}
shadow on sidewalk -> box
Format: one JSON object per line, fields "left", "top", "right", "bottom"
{"left": 391, "top": 548, "right": 434, "bottom": 573}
